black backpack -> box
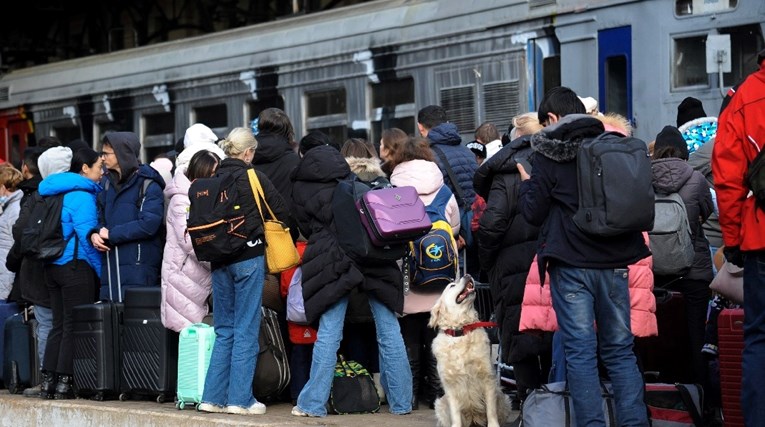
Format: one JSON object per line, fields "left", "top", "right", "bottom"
{"left": 19, "top": 192, "right": 75, "bottom": 261}
{"left": 746, "top": 147, "right": 765, "bottom": 210}
{"left": 187, "top": 169, "right": 252, "bottom": 263}
{"left": 573, "top": 132, "right": 655, "bottom": 236}
{"left": 332, "top": 175, "right": 407, "bottom": 265}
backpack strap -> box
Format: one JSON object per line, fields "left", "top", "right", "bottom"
{"left": 432, "top": 145, "right": 467, "bottom": 209}
{"left": 675, "top": 383, "right": 704, "bottom": 427}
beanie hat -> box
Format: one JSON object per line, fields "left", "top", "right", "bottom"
{"left": 578, "top": 96, "right": 599, "bottom": 115}
{"left": 466, "top": 141, "right": 487, "bottom": 158}
{"left": 655, "top": 126, "right": 689, "bottom": 160}
{"left": 38, "top": 146, "right": 73, "bottom": 179}
{"left": 299, "top": 131, "right": 333, "bottom": 156}
{"left": 676, "top": 97, "right": 707, "bottom": 128}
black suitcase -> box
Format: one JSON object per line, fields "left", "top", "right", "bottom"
{"left": 120, "top": 287, "right": 178, "bottom": 403}
{"left": 72, "top": 301, "right": 123, "bottom": 400}
{"left": 2, "top": 306, "right": 39, "bottom": 394}
{"left": 634, "top": 288, "right": 694, "bottom": 384}
{"left": 0, "top": 300, "right": 21, "bottom": 388}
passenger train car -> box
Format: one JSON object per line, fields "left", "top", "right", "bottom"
{"left": 0, "top": 0, "right": 762, "bottom": 164}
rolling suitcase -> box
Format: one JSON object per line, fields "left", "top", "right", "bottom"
{"left": 176, "top": 323, "right": 215, "bottom": 410}
{"left": 2, "top": 306, "right": 38, "bottom": 394}
{"left": 73, "top": 248, "right": 124, "bottom": 400}
{"left": 0, "top": 300, "right": 21, "bottom": 388}
{"left": 634, "top": 288, "right": 694, "bottom": 384}
{"left": 120, "top": 287, "right": 178, "bottom": 403}
{"left": 253, "top": 306, "right": 290, "bottom": 402}
{"left": 718, "top": 308, "right": 744, "bottom": 427}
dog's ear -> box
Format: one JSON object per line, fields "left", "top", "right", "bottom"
{"left": 429, "top": 297, "right": 443, "bottom": 329}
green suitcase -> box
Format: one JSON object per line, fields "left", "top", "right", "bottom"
{"left": 175, "top": 323, "right": 215, "bottom": 409}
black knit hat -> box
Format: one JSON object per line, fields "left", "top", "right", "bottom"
{"left": 655, "top": 125, "right": 689, "bottom": 160}
{"left": 676, "top": 97, "right": 707, "bottom": 128}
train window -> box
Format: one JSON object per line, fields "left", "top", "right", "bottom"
{"left": 673, "top": 35, "right": 708, "bottom": 89}
{"left": 143, "top": 112, "right": 175, "bottom": 161}
{"left": 440, "top": 86, "right": 475, "bottom": 133}
{"left": 370, "top": 78, "right": 416, "bottom": 143}
{"left": 676, "top": 0, "right": 738, "bottom": 16}
{"left": 193, "top": 104, "right": 228, "bottom": 131}
{"left": 247, "top": 97, "right": 286, "bottom": 124}
{"left": 310, "top": 126, "right": 347, "bottom": 147}
{"left": 604, "top": 56, "right": 628, "bottom": 117}
{"left": 307, "top": 89, "right": 347, "bottom": 117}
{"left": 53, "top": 127, "right": 81, "bottom": 145}
{"left": 719, "top": 24, "right": 765, "bottom": 86}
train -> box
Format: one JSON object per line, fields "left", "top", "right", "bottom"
{"left": 0, "top": 0, "right": 762, "bottom": 165}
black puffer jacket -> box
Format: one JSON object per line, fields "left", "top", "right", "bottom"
{"left": 651, "top": 158, "right": 714, "bottom": 283}
{"left": 291, "top": 146, "right": 403, "bottom": 323}
{"left": 474, "top": 135, "right": 549, "bottom": 363}
{"left": 252, "top": 132, "right": 299, "bottom": 215}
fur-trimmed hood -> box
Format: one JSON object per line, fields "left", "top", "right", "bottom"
{"left": 530, "top": 114, "right": 604, "bottom": 162}
{"left": 345, "top": 156, "right": 385, "bottom": 182}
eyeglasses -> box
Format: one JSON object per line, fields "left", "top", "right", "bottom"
{"left": 100, "top": 151, "right": 115, "bottom": 157}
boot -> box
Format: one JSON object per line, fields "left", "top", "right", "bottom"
{"left": 39, "top": 371, "right": 56, "bottom": 399}
{"left": 406, "top": 343, "right": 420, "bottom": 410}
{"left": 53, "top": 374, "right": 75, "bottom": 399}
{"left": 423, "top": 348, "right": 443, "bottom": 409}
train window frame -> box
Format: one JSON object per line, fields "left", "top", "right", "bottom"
{"left": 191, "top": 103, "right": 228, "bottom": 138}
{"left": 671, "top": 33, "right": 710, "bottom": 91}
{"left": 675, "top": 0, "right": 738, "bottom": 17}
{"left": 304, "top": 87, "right": 348, "bottom": 143}
{"left": 141, "top": 111, "right": 175, "bottom": 162}
{"left": 369, "top": 77, "right": 416, "bottom": 144}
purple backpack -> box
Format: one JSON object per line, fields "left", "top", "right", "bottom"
{"left": 357, "top": 186, "right": 431, "bottom": 247}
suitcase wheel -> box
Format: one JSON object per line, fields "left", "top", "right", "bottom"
{"left": 176, "top": 401, "right": 184, "bottom": 410}
{"left": 156, "top": 394, "right": 166, "bottom": 404}
{"left": 93, "top": 392, "right": 104, "bottom": 401}
{"left": 119, "top": 392, "right": 129, "bottom": 402}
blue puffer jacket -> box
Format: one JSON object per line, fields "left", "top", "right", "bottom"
{"left": 427, "top": 123, "right": 478, "bottom": 206}
{"left": 97, "top": 164, "right": 165, "bottom": 301}
{"left": 38, "top": 172, "right": 102, "bottom": 274}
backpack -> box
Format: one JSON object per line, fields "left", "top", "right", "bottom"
{"left": 573, "top": 132, "right": 655, "bottom": 236}
{"left": 19, "top": 192, "right": 74, "bottom": 261}
{"left": 285, "top": 266, "right": 308, "bottom": 324}
{"left": 187, "top": 169, "right": 252, "bottom": 263}
{"left": 407, "top": 185, "right": 458, "bottom": 291}
{"left": 332, "top": 175, "right": 408, "bottom": 264}
{"left": 746, "top": 147, "right": 765, "bottom": 210}
{"left": 649, "top": 192, "right": 695, "bottom": 275}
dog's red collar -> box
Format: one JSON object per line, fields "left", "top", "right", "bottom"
{"left": 442, "top": 321, "right": 497, "bottom": 337}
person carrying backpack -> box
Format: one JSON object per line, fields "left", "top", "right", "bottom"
{"left": 37, "top": 148, "right": 103, "bottom": 399}
{"left": 382, "top": 130, "right": 460, "bottom": 410}
{"left": 651, "top": 125, "right": 714, "bottom": 390}
{"left": 0, "top": 165, "right": 24, "bottom": 301}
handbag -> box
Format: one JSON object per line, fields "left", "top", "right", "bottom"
{"left": 521, "top": 382, "right": 616, "bottom": 427}
{"left": 329, "top": 355, "right": 380, "bottom": 414}
{"left": 247, "top": 169, "right": 300, "bottom": 274}
{"left": 709, "top": 261, "right": 744, "bottom": 304}
{"left": 645, "top": 383, "right": 704, "bottom": 427}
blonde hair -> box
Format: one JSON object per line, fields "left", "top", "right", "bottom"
{"left": 218, "top": 127, "right": 258, "bottom": 157}
{"left": 510, "top": 112, "right": 544, "bottom": 140}
{"left": 0, "top": 165, "right": 23, "bottom": 191}
{"left": 598, "top": 113, "right": 633, "bottom": 136}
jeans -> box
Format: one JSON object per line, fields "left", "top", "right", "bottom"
{"left": 296, "top": 295, "right": 412, "bottom": 416}
{"left": 34, "top": 306, "right": 53, "bottom": 371}
{"left": 742, "top": 251, "right": 765, "bottom": 427}
{"left": 42, "top": 262, "right": 98, "bottom": 375}
{"left": 202, "top": 256, "right": 265, "bottom": 409}
{"left": 550, "top": 265, "right": 648, "bottom": 427}
{"left": 549, "top": 331, "right": 567, "bottom": 383}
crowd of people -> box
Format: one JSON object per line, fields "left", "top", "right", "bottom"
{"left": 0, "top": 50, "right": 763, "bottom": 426}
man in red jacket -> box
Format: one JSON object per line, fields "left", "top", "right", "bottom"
{"left": 712, "top": 49, "right": 765, "bottom": 427}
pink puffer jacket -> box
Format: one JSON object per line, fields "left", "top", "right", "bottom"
{"left": 518, "top": 233, "right": 657, "bottom": 337}
{"left": 160, "top": 172, "right": 212, "bottom": 332}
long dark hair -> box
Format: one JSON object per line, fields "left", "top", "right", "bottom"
{"left": 385, "top": 135, "right": 434, "bottom": 172}
{"left": 70, "top": 148, "right": 100, "bottom": 174}
{"left": 186, "top": 150, "right": 221, "bottom": 180}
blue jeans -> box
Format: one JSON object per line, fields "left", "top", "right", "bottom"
{"left": 296, "top": 295, "right": 412, "bottom": 416}
{"left": 202, "top": 256, "right": 265, "bottom": 408}
{"left": 550, "top": 265, "right": 648, "bottom": 427}
{"left": 742, "top": 251, "right": 765, "bottom": 427}
{"left": 35, "top": 306, "right": 53, "bottom": 371}
{"left": 549, "top": 331, "right": 567, "bottom": 383}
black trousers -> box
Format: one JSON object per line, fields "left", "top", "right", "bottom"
{"left": 400, "top": 312, "right": 441, "bottom": 403}
{"left": 42, "top": 261, "right": 98, "bottom": 375}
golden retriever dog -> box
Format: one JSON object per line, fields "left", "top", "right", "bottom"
{"left": 428, "top": 275, "right": 511, "bottom": 427}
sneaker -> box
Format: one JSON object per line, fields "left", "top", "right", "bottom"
{"left": 22, "top": 384, "right": 42, "bottom": 398}
{"left": 226, "top": 402, "right": 266, "bottom": 415}
{"left": 291, "top": 406, "right": 313, "bottom": 417}
{"left": 197, "top": 402, "right": 225, "bottom": 413}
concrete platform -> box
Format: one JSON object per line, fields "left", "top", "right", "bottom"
{"left": 0, "top": 390, "right": 453, "bottom": 427}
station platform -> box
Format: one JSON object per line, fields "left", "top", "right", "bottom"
{"left": 0, "top": 390, "right": 457, "bottom": 427}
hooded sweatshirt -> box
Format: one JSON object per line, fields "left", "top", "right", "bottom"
{"left": 174, "top": 124, "right": 226, "bottom": 176}
{"left": 38, "top": 147, "right": 73, "bottom": 179}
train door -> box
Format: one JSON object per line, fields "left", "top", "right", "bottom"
{"left": 527, "top": 36, "right": 561, "bottom": 112}
{"left": 0, "top": 107, "right": 34, "bottom": 167}
{"left": 598, "top": 26, "right": 632, "bottom": 120}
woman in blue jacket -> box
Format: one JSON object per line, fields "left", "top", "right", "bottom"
{"left": 38, "top": 148, "right": 103, "bottom": 399}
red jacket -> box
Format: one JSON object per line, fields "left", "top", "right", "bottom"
{"left": 713, "top": 62, "right": 765, "bottom": 251}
